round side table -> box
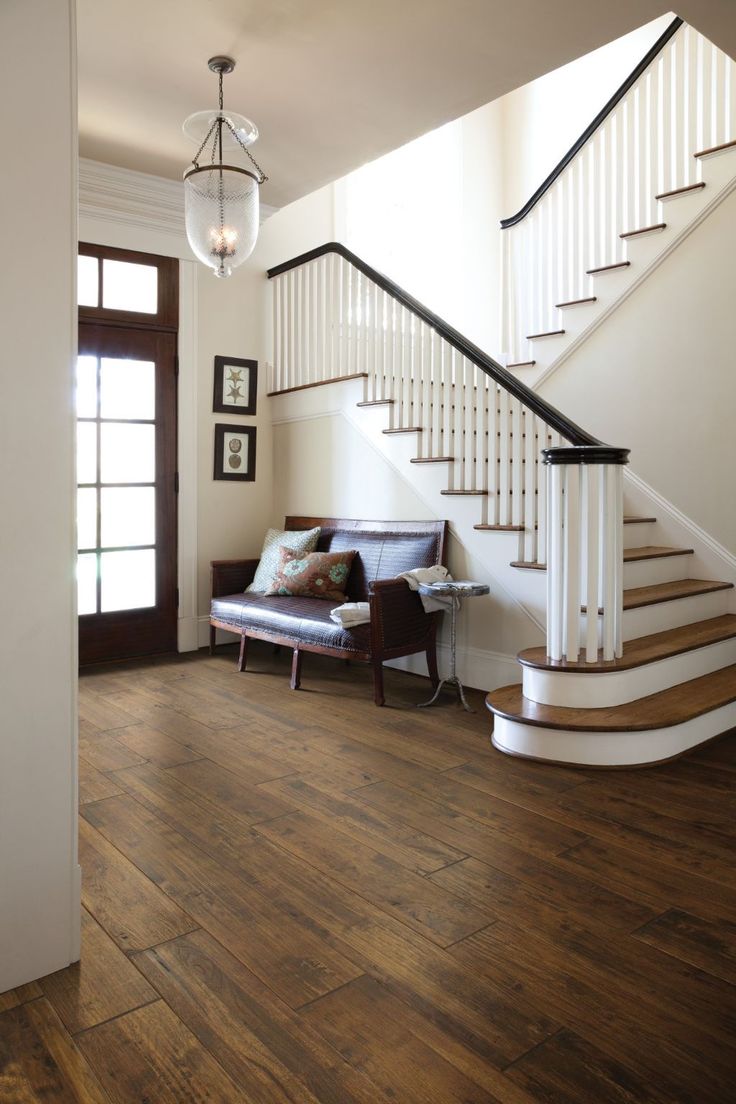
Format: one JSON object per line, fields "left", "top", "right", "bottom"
{"left": 416, "top": 581, "right": 489, "bottom": 712}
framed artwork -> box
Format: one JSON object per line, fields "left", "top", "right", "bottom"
{"left": 213, "top": 356, "right": 257, "bottom": 415}
{"left": 213, "top": 424, "right": 257, "bottom": 482}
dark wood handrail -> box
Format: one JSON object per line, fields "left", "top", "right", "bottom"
{"left": 500, "top": 16, "right": 683, "bottom": 229}
{"left": 267, "top": 242, "right": 628, "bottom": 453}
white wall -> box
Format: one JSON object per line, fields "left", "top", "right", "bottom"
{"left": 0, "top": 0, "right": 80, "bottom": 991}
{"left": 540, "top": 185, "right": 736, "bottom": 554}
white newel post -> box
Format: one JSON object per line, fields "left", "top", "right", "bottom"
{"left": 544, "top": 446, "right": 629, "bottom": 663}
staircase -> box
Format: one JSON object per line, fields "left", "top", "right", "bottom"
{"left": 264, "top": 18, "right": 736, "bottom": 768}
{"left": 489, "top": 513, "right": 736, "bottom": 766}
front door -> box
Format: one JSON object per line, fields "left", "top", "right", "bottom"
{"left": 77, "top": 245, "right": 178, "bottom": 664}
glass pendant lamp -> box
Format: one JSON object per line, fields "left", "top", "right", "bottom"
{"left": 183, "top": 57, "right": 268, "bottom": 278}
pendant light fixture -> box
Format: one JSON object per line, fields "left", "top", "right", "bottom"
{"left": 183, "top": 56, "right": 268, "bottom": 278}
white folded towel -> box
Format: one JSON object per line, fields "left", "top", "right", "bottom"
{"left": 330, "top": 601, "right": 371, "bottom": 627}
{"left": 397, "top": 565, "right": 454, "bottom": 612}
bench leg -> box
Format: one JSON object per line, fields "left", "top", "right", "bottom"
{"left": 209, "top": 624, "right": 217, "bottom": 656}
{"left": 237, "top": 633, "right": 249, "bottom": 673}
{"left": 426, "top": 637, "right": 440, "bottom": 689}
{"left": 290, "top": 647, "right": 302, "bottom": 690}
{"left": 372, "top": 661, "right": 385, "bottom": 707}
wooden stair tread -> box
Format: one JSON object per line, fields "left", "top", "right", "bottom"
{"left": 486, "top": 664, "right": 736, "bottom": 732}
{"left": 474, "top": 524, "right": 525, "bottom": 531}
{"left": 620, "top": 222, "right": 667, "bottom": 239}
{"left": 526, "top": 329, "right": 565, "bottom": 340}
{"left": 382, "top": 427, "right": 423, "bottom": 434}
{"left": 655, "top": 181, "right": 706, "bottom": 200}
{"left": 586, "top": 261, "right": 631, "bottom": 275}
{"left": 621, "top": 578, "right": 733, "bottom": 610}
{"left": 555, "top": 296, "right": 597, "bottom": 308}
{"left": 440, "top": 489, "right": 488, "bottom": 496}
{"left": 356, "top": 399, "right": 394, "bottom": 406}
{"left": 624, "top": 515, "right": 656, "bottom": 524}
{"left": 506, "top": 360, "right": 536, "bottom": 368}
{"left": 518, "top": 615, "right": 736, "bottom": 673}
{"left": 695, "top": 138, "right": 736, "bottom": 158}
{"left": 623, "top": 545, "right": 693, "bottom": 561}
{"left": 511, "top": 546, "right": 693, "bottom": 572}
{"left": 410, "top": 456, "right": 454, "bottom": 463}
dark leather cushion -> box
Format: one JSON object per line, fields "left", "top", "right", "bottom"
{"left": 211, "top": 592, "right": 372, "bottom": 654}
{"left": 315, "top": 530, "right": 440, "bottom": 600}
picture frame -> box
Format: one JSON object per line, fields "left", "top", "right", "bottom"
{"left": 212, "top": 356, "right": 257, "bottom": 415}
{"left": 213, "top": 424, "right": 257, "bottom": 482}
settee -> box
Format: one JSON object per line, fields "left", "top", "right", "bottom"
{"left": 209, "top": 515, "right": 448, "bottom": 705}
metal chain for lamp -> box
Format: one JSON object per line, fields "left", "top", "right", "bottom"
{"left": 190, "top": 64, "right": 267, "bottom": 182}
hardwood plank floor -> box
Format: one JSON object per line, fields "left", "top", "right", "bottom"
{"left": 4, "top": 644, "right": 736, "bottom": 1102}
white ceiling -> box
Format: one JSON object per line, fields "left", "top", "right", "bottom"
{"left": 77, "top": 1, "right": 736, "bottom": 209}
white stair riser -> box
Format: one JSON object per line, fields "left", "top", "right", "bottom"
{"left": 620, "top": 590, "right": 732, "bottom": 639}
{"left": 492, "top": 700, "right": 736, "bottom": 766}
{"left": 516, "top": 554, "right": 690, "bottom": 588}
{"left": 522, "top": 636, "right": 736, "bottom": 708}
{"left": 622, "top": 522, "right": 656, "bottom": 549}
{"left": 623, "top": 554, "right": 693, "bottom": 589}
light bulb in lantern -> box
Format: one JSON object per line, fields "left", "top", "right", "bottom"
{"left": 208, "top": 225, "right": 240, "bottom": 277}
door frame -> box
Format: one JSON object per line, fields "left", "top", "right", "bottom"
{"left": 77, "top": 201, "right": 200, "bottom": 656}
{"left": 77, "top": 321, "right": 179, "bottom": 663}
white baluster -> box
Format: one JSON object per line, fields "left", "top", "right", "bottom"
{"left": 536, "top": 435, "right": 547, "bottom": 566}
{"left": 546, "top": 463, "right": 564, "bottom": 661}
{"left": 562, "top": 465, "right": 581, "bottom": 662}
{"left": 601, "top": 465, "right": 618, "bottom": 661}
{"left": 584, "top": 465, "right": 601, "bottom": 662}
{"left": 273, "top": 276, "right": 282, "bottom": 392}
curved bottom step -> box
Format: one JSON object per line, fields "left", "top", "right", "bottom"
{"left": 490, "top": 706, "right": 736, "bottom": 767}
{"left": 487, "top": 665, "right": 736, "bottom": 766}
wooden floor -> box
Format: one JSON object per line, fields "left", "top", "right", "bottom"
{"left": 3, "top": 645, "right": 736, "bottom": 1103}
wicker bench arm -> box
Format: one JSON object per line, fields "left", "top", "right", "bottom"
{"left": 211, "top": 559, "right": 260, "bottom": 598}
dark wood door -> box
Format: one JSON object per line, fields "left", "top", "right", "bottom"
{"left": 77, "top": 323, "right": 178, "bottom": 663}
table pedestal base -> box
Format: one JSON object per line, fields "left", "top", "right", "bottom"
{"left": 417, "top": 674, "right": 474, "bottom": 713}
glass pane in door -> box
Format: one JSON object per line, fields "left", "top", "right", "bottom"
{"left": 100, "top": 358, "right": 155, "bottom": 419}
{"left": 101, "top": 549, "right": 156, "bottom": 611}
{"left": 77, "top": 553, "right": 98, "bottom": 615}
{"left": 102, "top": 260, "right": 158, "bottom": 313}
{"left": 77, "top": 256, "right": 99, "bottom": 307}
{"left": 100, "top": 423, "right": 155, "bottom": 483}
{"left": 77, "top": 487, "right": 97, "bottom": 550}
{"left": 101, "top": 487, "right": 155, "bottom": 548}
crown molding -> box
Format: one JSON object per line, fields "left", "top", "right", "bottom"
{"left": 78, "top": 157, "right": 278, "bottom": 238}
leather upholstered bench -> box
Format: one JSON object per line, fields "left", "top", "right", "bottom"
{"left": 209, "top": 516, "right": 448, "bottom": 705}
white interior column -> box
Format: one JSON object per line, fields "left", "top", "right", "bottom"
{"left": 0, "top": 0, "right": 80, "bottom": 991}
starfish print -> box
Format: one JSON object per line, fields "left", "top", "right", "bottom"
{"left": 227, "top": 384, "right": 243, "bottom": 402}
{"left": 227, "top": 369, "right": 243, "bottom": 383}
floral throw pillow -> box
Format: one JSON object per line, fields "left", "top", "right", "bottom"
{"left": 265, "top": 547, "right": 356, "bottom": 602}
{"left": 246, "top": 526, "right": 320, "bottom": 593}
